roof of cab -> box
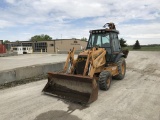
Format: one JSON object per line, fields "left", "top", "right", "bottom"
{"left": 89, "top": 28, "right": 119, "bottom": 34}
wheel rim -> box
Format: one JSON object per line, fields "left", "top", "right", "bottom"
{"left": 106, "top": 77, "right": 111, "bottom": 87}
{"left": 121, "top": 62, "right": 125, "bottom": 75}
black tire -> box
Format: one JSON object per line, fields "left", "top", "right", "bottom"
{"left": 99, "top": 71, "right": 112, "bottom": 90}
{"left": 114, "top": 57, "right": 126, "bottom": 80}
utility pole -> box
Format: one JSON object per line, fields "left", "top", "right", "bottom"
{"left": 61, "top": 34, "right": 62, "bottom": 44}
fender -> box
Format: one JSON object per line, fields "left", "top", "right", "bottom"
{"left": 122, "top": 49, "right": 129, "bottom": 58}
{"left": 114, "top": 53, "right": 125, "bottom": 63}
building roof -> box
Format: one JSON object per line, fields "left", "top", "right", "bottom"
{"left": 53, "top": 39, "right": 86, "bottom": 41}
{"left": 5, "top": 39, "right": 86, "bottom": 44}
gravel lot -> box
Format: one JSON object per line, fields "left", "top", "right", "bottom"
{"left": 0, "top": 51, "right": 160, "bottom": 120}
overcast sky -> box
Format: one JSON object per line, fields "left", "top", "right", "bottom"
{"left": 0, "top": 0, "right": 160, "bottom": 45}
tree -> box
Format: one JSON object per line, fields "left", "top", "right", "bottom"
{"left": 3, "top": 40, "right": 10, "bottom": 44}
{"left": 30, "top": 34, "right": 52, "bottom": 41}
{"left": 119, "top": 38, "right": 127, "bottom": 47}
{"left": 15, "top": 40, "right": 20, "bottom": 42}
{"left": 81, "top": 37, "right": 87, "bottom": 41}
{"left": 133, "top": 40, "right": 141, "bottom": 49}
{"left": 72, "top": 38, "right": 77, "bottom": 39}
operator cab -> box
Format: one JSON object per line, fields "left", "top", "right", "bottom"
{"left": 86, "top": 23, "right": 122, "bottom": 62}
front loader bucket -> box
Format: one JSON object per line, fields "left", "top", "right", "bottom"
{"left": 42, "top": 72, "right": 98, "bottom": 104}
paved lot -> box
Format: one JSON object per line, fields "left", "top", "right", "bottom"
{"left": 0, "top": 54, "right": 68, "bottom": 72}
{"left": 0, "top": 51, "right": 160, "bottom": 120}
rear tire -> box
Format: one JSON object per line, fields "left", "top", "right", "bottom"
{"left": 114, "top": 57, "right": 126, "bottom": 80}
{"left": 99, "top": 71, "right": 112, "bottom": 90}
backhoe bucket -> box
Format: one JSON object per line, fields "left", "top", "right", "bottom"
{"left": 42, "top": 72, "right": 98, "bottom": 104}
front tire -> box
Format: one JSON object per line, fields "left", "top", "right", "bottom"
{"left": 99, "top": 71, "right": 112, "bottom": 90}
{"left": 114, "top": 57, "right": 126, "bottom": 80}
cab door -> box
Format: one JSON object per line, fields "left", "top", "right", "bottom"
{"left": 111, "top": 32, "right": 121, "bottom": 52}
{"left": 110, "top": 32, "right": 122, "bottom": 62}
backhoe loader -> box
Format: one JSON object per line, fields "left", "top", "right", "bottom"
{"left": 42, "top": 23, "right": 129, "bottom": 104}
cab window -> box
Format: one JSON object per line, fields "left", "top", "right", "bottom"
{"left": 87, "top": 33, "right": 110, "bottom": 48}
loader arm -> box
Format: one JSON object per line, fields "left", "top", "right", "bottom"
{"left": 83, "top": 48, "right": 106, "bottom": 78}
{"left": 63, "top": 47, "right": 76, "bottom": 73}
{"left": 83, "top": 50, "right": 92, "bottom": 76}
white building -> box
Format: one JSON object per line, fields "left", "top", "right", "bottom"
{"left": 23, "top": 47, "right": 33, "bottom": 54}
{"left": 11, "top": 46, "right": 33, "bottom": 54}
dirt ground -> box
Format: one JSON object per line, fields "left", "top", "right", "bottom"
{"left": 0, "top": 51, "right": 160, "bottom": 120}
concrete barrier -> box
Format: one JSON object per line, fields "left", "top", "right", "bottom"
{"left": 57, "top": 50, "right": 82, "bottom": 54}
{"left": 0, "top": 52, "right": 17, "bottom": 57}
{"left": 0, "top": 62, "right": 65, "bottom": 85}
